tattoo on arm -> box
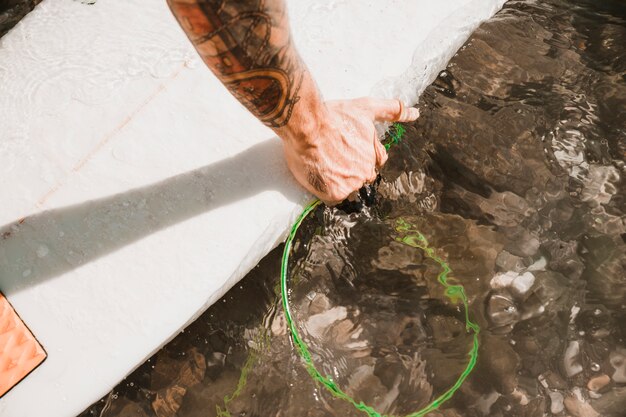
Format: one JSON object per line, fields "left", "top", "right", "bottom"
{"left": 167, "top": 0, "right": 305, "bottom": 128}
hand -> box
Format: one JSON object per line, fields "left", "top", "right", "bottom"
{"left": 168, "top": 0, "right": 420, "bottom": 205}
{"left": 280, "top": 97, "right": 420, "bottom": 205}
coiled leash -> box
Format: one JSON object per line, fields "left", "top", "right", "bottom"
{"left": 280, "top": 123, "right": 480, "bottom": 417}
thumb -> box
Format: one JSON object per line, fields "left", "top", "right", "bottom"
{"left": 369, "top": 98, "right": 420, "bottom": 122}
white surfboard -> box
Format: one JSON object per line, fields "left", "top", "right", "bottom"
{"left": 0, "top": 0, "right": 506, "bottom": 415}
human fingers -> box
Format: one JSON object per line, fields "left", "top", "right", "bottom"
{"left": 373, "top": 134, "right": 389, "bottom": 168}
{"left": 365, "top": 98, "right": 420, "bottom": 122}
{"left": 366, "top": 165, "right": 378, "bottom": 183}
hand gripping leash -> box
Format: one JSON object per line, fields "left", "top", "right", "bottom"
{"left": 280, "top": 123, "right": 480, "bottom": 417}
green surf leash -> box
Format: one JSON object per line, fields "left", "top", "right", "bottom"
{"left": 280, "top": 123, "right": 480, "bottom": 416}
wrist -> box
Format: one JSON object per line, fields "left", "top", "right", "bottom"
{"left": 274, "top": 72, "right": 327, "bottom": 147}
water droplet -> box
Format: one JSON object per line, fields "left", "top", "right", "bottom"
{"left": 36, "top": 244, "right": 49, "bottom": 258}
{"left": 591, "top": 363, "right": 600, "bottom": 372}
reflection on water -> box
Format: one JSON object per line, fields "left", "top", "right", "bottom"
{"left": 81, "top": 0, "right": 625, "bottom": 416}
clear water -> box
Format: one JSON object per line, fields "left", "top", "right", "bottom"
{"left": 74, "top": 0, "right": 625, "bottom": 416}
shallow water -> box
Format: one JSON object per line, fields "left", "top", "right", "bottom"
{"left": 0, "top": 0, "right": 42, "bottom": 37}
{"left": 80, "top": 0, "right": 625, "bottom": 416}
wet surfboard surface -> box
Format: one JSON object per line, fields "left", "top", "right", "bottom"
{"left": 0, "top": 0, "right": 506, "bottom": 415}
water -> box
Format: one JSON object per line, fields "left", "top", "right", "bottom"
{"left": 73, "top": 0, "right": 624, "bottom": 415}
{"left": 0, "top": 0, "right": 42, "bottom": 37}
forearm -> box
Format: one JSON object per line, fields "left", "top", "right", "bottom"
{"left": 167, "top": 0, "right": 322, "bottom": 137}
{"left": 168, "top": 0, "right": 419, "bottom": 203}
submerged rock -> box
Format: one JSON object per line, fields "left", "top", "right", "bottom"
{"left": 490, "top": 270, "right": 536, "bottom": 296}
{"left": 591, "top": 387, "right": 626, "bottom": 416}
{"left": 587, "top": 374, "right": 610, "bottom": 392}
{"left": 564, "top": 388, "right": 599, "bottom": 417}
{"left": 609, "top": 348, "right": 626, "bottom": 383}
{"left": 487, "top": 292, "right": 519, "bottom": 328}
{"left": 563, "top": 341, "right": 584, "bottom": 377}
{"left": 548, "top": 391, "right": 564, "bottom": 414}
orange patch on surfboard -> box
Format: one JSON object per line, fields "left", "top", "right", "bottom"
{"left": 0, "top": 292, "right": 46, "bottom": 397}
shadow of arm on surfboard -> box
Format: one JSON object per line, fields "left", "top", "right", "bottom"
{"left": 0, "top": 138, "right": 303, "bottom": 296}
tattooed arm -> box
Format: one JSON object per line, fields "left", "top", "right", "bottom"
{"left": 167, "top": 0, "right": 419, "bottom": 203}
